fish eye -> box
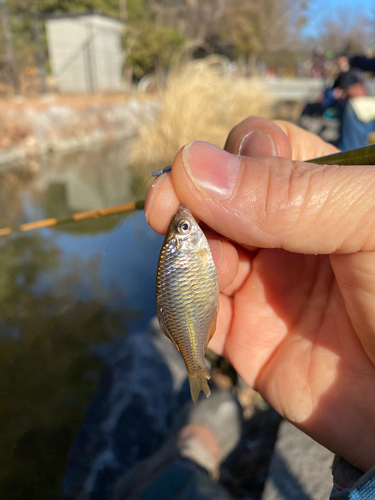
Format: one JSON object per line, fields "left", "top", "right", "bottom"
{"left": 178, "top": 219, "right": 191, "bottom": 234}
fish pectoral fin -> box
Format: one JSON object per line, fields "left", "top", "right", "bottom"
{"left": 205, "top": 309, "right": 217, "bottom": 348}
{"left": 156, "top": 305, "right": 180, "bottom": 352}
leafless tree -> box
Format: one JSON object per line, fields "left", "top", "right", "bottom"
{"left": 318, "top": 7, "right": 373, "bottom": 54}
{"left": 142, "top": 0, "right": 309, "bottom": 69}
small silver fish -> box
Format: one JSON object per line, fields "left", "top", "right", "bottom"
{"left": 156, "top": 204, "right": 219, "bottom": 404}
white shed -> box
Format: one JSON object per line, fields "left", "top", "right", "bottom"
{"left": 46, "top": 13, "right": 124, "bottom": 92}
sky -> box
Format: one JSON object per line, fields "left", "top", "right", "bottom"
{"left": 302, "top": 0, "right": 374, "bottom": 38}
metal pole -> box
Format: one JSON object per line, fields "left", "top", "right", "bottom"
{"left": 85, "top": 24, "right": 95, "bottom": 92}
{"left": 32, "top": 9, "right": 47, "bottom": 94}
{"left": 0, "top": 0, "right": 19, "bottom": 95}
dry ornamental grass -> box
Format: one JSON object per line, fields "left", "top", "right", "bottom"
{"left": 130, "top": 59, "right": 273, "bottom": 176}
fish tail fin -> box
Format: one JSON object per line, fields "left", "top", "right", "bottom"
{"left": 188, "top": 369, "right": 211, "bottom": 405}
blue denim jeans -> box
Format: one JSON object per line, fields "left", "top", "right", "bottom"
{"left": 331, "top": 466, "right": 375, "bottom": 499}
{"left": 119, "top": 456, "right": 375, "bottom": 500}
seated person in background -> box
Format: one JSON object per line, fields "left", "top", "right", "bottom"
{"left": 323, "top": 53, "right": 366, "bottom": 114}
{"left": 324, "top": 53, "right": 375, "bottom": 151}
{"left": 322, "top": 53, "right": 372, "bottom": 150}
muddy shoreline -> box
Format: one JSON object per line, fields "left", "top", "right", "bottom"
{"left": 0, "top": 94, "right": 157, "bottom": 166}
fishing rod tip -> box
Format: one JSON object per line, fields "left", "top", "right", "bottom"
{"left": 152, "top": 165, "right": 172, "bottom": 177}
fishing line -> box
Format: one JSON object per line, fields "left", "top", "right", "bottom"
{"left": 104, "top": 151, "right": 172, "bottom": 250}
{"left": 100, "top": 164, "right": 173, "bottom": 257}
{"left": 101, "top": 172, "right": 157, "bottom": 257}
{"left": 0, "top": 166, "right": 172, "bottom": 238}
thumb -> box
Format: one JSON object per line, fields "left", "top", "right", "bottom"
{"left": 148, "top": 140, "right": 375, "bottom": 255}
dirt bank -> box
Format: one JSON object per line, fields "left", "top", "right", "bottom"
{"left": 0, "top": 93, "right": 157, "bottom": 165}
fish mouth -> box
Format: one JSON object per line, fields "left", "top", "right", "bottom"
{"left": 177, "top": 203, "right": 191, "bottom": 214}
{"left": 173, "top": 204, "right": 194, "bottom": 223}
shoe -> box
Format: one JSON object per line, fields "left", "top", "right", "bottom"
{"left": 114, "top": 389, "right": 242, "bottom": 498}
{"left": 183, "top": 389, "right": 242, "bottom": 464}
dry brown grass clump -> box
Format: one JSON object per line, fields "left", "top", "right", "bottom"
{"left": 130, "top": 59, "right": 273, "bottom": 176}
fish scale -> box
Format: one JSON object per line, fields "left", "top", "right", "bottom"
{"left": 157, "top": 254, "right": 213, "bottom": 370}
{"left": 156, "top": 204, "right": 219, "bottom": 403}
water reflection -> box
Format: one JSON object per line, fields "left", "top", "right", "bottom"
{"left": 0, "top": 141, "right": 163, "bottom": 499}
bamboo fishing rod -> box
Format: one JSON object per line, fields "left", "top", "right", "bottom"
{"left": 0, "top": 200, "right": 145, "bottom": 236}
{"left": 1, "top": 143, "right": 375, "bottom": 237}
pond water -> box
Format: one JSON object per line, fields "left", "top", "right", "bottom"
{"left": 0, "top": 141, "right": 164, "bottom": 499}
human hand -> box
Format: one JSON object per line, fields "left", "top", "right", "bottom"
{"left": 145, "top": 116, "right": 375, "bottom": 472}
{"left": 333, "top": 87, "right": 346, "bottom": 100}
